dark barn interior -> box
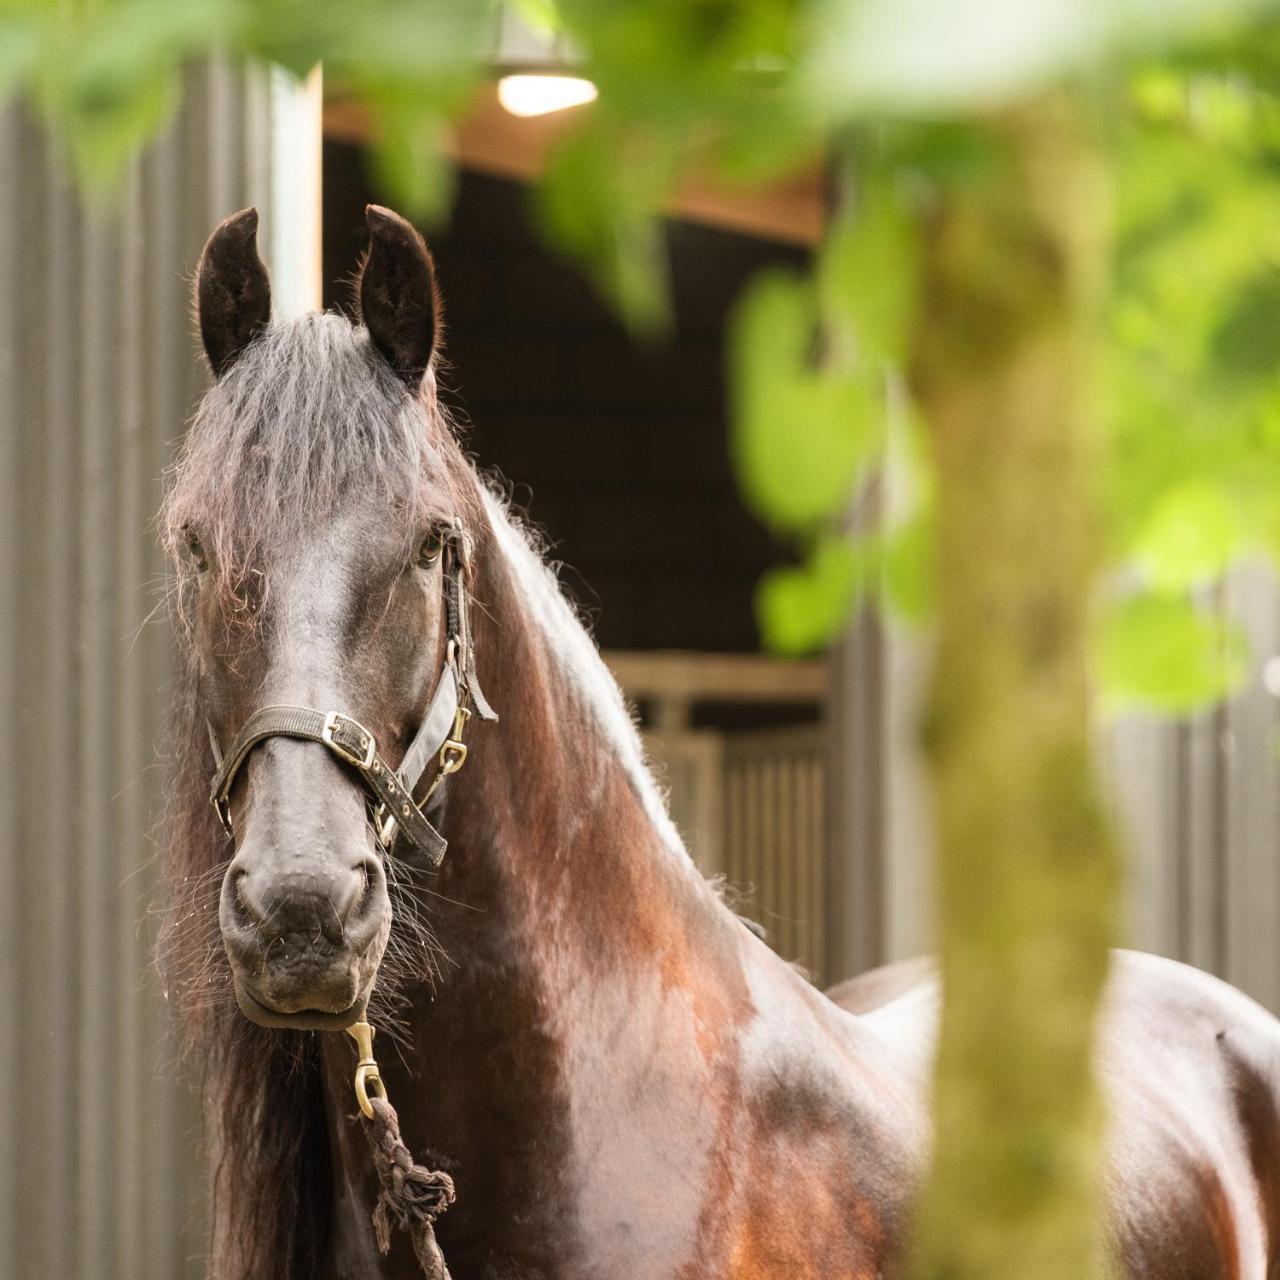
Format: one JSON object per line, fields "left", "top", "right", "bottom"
{"left": 323, "top": 142, "right": 807, "bottom": 662}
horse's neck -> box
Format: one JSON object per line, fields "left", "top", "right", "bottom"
{"left": 329, "top": 497, "right": 914, "bottom": 1273}
{"left": 437, "top": 496, "right": 763, "bottom": 1068}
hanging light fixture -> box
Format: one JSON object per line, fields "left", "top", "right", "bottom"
{"left": 497, "top": 74, "right": 598, "bottom": 118}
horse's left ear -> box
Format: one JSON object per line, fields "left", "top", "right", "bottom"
{"left": 358, "top": 205, "right": 441, "bottom": 391}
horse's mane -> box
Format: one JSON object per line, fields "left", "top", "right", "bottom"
{"left": 156, "top": 313, "right": 479, "bottom": 1280}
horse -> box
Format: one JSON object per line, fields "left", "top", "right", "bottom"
{"left": 157, "top": 204, "right": 1280, "bottom": 1280}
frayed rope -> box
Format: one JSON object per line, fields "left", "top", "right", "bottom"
{"left": 360, "top": 1095, "right": 456, "bottom": 1280}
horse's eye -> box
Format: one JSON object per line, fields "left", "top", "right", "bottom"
{"left": 416, "top": 530, "right": 444, "bottom": 568}
{"left": 184, "top": 530, "right": 210, "bottom": 573}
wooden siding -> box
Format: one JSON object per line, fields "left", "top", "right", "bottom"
{"left": 826, "top": 573, "right": 1280, "bottom": 1013}
{"left": 0, "top": 65, "right": 277, "bottom": 1280}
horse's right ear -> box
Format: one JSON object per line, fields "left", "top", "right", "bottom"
{"left": 195, "top": 208, "right": 271, "bottom": 378}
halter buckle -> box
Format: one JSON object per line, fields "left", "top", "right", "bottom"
{"left": 321, "top": 711, "right": 377, "bottom": 770}
{"left": 439, "top": 706, "right": 471, "bottom": 777}
{"left": 346, "top": 1019, "right": 388, "bottom": 1120}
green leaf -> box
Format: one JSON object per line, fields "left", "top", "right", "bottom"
{"left": 536, "top": 127, "right": 672, "bottom": 335}
{"left": 1130, "top": 67, "right": 1187, "bottom": 123}
{"left": 819, "top": 175, "right": 919, "bottom": 363}
{"left": 1096, "top": 592, "right": 1248, "bottom": 714}
{"left": 807, "top": 0, "right": 1279, "bottom": 117}
{"left": 883, "top": 511, "right": 935, "bottom": 623}
{"left": 366, "top": 103, "right": 455, "bottom": 224}
{"left": 0, "top": 15, "right": 43, "bottom": 103}
{"left": 757, "top": 535, "right": 870, "bottom": 654}
{"left": 1132, "top": 481, "right": 1247, "bottom": 592}
{"left": 509, "top": 0, "right": 562, "bottom": 36}
{"left": 62, "top": 67, "right": 181, "bottom": 198}
{"left": 1210, "top": 267, "right": 1280, "bottom": 381}
{"left": 729, "top": 269, "right": 885, "bottom": 533}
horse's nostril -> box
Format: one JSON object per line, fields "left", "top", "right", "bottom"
{"left": 355, "top": 858, "right": 378, "bottom": 920}
{"left": 223, "top": 866, "right": 254, "bottom": 928}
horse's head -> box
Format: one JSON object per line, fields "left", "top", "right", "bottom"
{"left": 165, "top": 206, "right": 468, "bottom": 1029}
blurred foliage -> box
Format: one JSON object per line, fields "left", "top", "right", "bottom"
{"left": 1098, "top": 591, "right": 1249, "bottom": 712}
{"left": 5, "top": 0, "right": 1280, "bottom": 711}
{"left": 9, "top": 6, "right": 1278, "bottom": 1278}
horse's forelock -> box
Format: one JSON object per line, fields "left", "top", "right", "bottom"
{"left": 161, "top": 311, "right": 464, "bottom": 636}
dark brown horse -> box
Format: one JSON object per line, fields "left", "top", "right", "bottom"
{"left": 159, "top": 205, "right": 1280, "bottom": 1280}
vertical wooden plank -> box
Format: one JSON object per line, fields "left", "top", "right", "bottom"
{"left": 728, "top": 760, "right": 741, "bottom": 895}
{"left": 761, "top": 759, "right": 777, "bottom": 943}
{"left": 883, "top": 619, "right": 932, "bottom": 962}
{"left": 824, "top": 607, "right": 885, "bottom": 982}
{"left": 1106, "top": 716, "right": 1179, "bottom": 957}
{"left": 0, "top": 106, "right": 21, "bottom": 1277}
{"left": 701, "top": 735, "right": 725, "bottom": 880}
{"left": 810, "top": 755, "right": 826, "bottom": 978}
{"left": 784, "top": 756, "right": 801, "bottom": 965}
{"left": 1180, "top": 708, "right": 1221, "bottom": 973}
{"left": 804, "top": 751, "right": 820, "bottom": 973}
{"left": 207, "top": 58, "right": 241, "bottom": 222}
{"left": 1221, "top": 563, "right": 1280, "bottom": 1009}
{"left": 10, "top": 111, "right": 47, "bottom": 1280}
{"left": 748, "top": 760, "right": 763, "bottom": 916}
{"left": 1211, "top": 703, "right": 1231, "bottom": 981}
{"left": 245, "top": 63, "right": 273, "bottom": 214}
{"left": 785, "top": 757, "right": 800, "bottom": 961}
{"left": 114, "top": 156, "right": 146, "bottom": 1280}
{"left": 33, "top": 138, "right": 81, "bottom": 1280}
{"left": 77, "top": 187, "right": 122, "bottom": 1280}
{"left": 790, "top": 755, "right": 806, "bottom": 967}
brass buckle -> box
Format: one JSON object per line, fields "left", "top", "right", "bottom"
{"left": 346, "top": 1019, "right": 388, "bottom": 1120}
{"left": 322, "top": 711, "right": 376, "bottom": 769}
{"left": 439, "top": 706, "right": 471, "bottom": 777}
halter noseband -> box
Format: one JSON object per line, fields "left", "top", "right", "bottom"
{"left": 205, "top": 517, "right": 498, "bottom": 866}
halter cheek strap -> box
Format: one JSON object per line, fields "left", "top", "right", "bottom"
{"left": 206, "top": 518, "right": 498, "bottom": 866}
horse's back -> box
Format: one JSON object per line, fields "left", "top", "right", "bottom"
{"left": 1099, "top": 952, "right": 1280, "bottom": 1278}
{"left": 825, "top": 957, "right": 935, "bottom": 1016}
{"left": 825, "top": 950, "right": 1280, "bottom": 1279}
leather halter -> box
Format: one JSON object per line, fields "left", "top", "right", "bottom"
{"left": 206, "top": 517, "right": 498, "bottom": 866}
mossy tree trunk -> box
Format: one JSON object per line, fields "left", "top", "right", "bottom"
{"left": 904, "top": 97, "right": 1121, "bottom": 1280}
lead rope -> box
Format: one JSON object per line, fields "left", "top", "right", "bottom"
{"left": 347, "top": 1016, "right": 456, "bottom": 1279}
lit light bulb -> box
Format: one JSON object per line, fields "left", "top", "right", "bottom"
{"left": 497, "top": 74, "right": 598, "bottom": 118}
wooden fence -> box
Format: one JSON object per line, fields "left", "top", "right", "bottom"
{"left": 646, "top": 723, "right": 827, "bottom": 978}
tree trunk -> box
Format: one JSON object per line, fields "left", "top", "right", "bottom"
{"left": 904, "top": 96, "right": 1120, "bottom": 1280}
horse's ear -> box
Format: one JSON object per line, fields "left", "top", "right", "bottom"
{"left": 195, "top": 208, "right": 271, "bottom": 378}
{"left": 358, "top": 205, "right": 441, "bottom": 390}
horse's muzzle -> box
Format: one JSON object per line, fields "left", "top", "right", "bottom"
{"left": 219, "top": 851, "right": 391, "bottom": 1029}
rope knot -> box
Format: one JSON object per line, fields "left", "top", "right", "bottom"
{"left": 361, "top": 1095, "right": 456, "bottom": 1280}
